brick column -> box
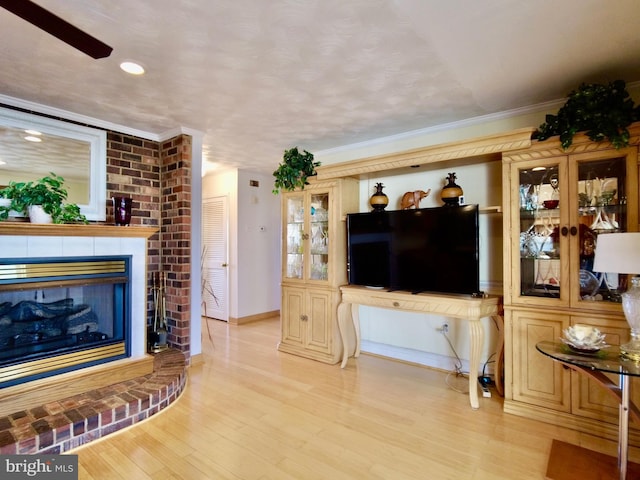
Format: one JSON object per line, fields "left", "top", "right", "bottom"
{"left": 160, "top": 134, "right": 192, "bottom": 359}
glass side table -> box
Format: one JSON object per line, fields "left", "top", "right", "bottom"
{"left": 536, "top": 341, "right": 640, "bottom": 480}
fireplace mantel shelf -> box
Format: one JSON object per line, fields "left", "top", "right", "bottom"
{"left": 0, "top": 223, "right": 158, "bottom": 238}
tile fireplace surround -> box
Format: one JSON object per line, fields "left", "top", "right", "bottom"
{"left": 0, "top": 224, "right": 187, "bottom": 453}
{"left": 0, "top": 224, "right": 156, "bottom": 365}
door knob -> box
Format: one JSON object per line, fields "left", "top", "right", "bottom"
{"left": 222, "top": 263, "right": 228, "bottom": 267}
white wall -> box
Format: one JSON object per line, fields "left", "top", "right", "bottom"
{"left": 236, "top": 170, "right": 281, "bottom": 318}
{"left": 189, "top": 131, "right": 203, "bottom": 357}
{"left": 202, "top": 168, "right": 281, "bottom": 321}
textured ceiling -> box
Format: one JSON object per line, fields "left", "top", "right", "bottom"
{"left": 1, "top": 0, "right": 640, "bottom": 175}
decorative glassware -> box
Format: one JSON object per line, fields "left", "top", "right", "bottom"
{"left": 112, "top": 197, "right": 132, "bottom": 225}
{"left": 519, "top": 184, "right": 531, "bottom": 210}
{"left": 621, "top": 277, "right": 640, "bottom": 361}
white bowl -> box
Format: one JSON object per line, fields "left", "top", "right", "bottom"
{"left": 562, "top": 324, "right": 607, "bottom": 351}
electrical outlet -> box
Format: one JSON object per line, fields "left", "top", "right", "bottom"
{"left": 436, "top": 322, "right": 449, "bottom": 333}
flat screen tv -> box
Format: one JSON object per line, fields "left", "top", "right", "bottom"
{"left": 346, "top": 205, "right": 480, "bottom": 295}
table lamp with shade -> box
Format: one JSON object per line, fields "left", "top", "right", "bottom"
{"left": 593, "top": 232, "right": 640, "bottom": 360}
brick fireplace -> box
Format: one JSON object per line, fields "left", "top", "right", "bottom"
{"left": 0, "top": 224, "right": 157, "bottom": 401}
{"left": 0, "top": 119, "right": 196, "bottom": 450}
{"left": 0, "top": 224, "right": 190, "bottom": 455}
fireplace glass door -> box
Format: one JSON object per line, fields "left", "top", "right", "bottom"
{"left": 0, "top": 256, "right": 131, "bottom": 387}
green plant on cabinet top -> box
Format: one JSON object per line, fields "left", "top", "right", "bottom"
{"left": 272, "top": 147, "right": 321, "bottom": 194}
{"left": 536, "top": 79, "right": 640, "bottom": 149}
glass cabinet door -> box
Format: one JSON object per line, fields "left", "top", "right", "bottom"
{"left": 516, "top": 158, "right": 567, "bottom": 302}
{"left": 512, "top": 149, "right": 638, "bottom": 309}
{"left": 309, "top": 192, "right": 329, "bottom": 281}
{"left": 284, "top": 190, "right": 331, "bottom": 282}
{"left": 572, "top": 152, "right": 634, "bottom": 307}
{"left": 285, "top": 195, "right": 304, "bottom": 279}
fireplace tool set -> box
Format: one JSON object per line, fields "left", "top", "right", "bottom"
{"left": 149, "top": 271, "right": 168, "bottom": 353}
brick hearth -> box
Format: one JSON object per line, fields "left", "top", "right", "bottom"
{"left": 0, "top": 349, "right": 186, "bottom": 454}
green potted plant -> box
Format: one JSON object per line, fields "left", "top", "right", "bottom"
{"left": 272, "top": 147, "right": 320, "bottom": 194}
{"left": 0, "top": 173, "right": 88, "bottom": 224}
{"left": 0, "top": 189, "right": 12, "bottom": 219}
{"left": 0, "top": 181, "right": 28, "bottom": 221}
{"left": 57, "top": 203, "right": 88, "bottom": 224}
{"left": 536, "top": 79, "right": 640, "bottom": 149}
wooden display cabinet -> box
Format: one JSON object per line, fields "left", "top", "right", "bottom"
{"left": 502, "top": 123, "right": 640, "bottom": 443}
{"left": 278, "top": 177, "right": 358, "bottom": 364}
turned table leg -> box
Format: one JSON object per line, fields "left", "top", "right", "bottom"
{"left": 468, "top": 318, "right": 484, "bottom": 409}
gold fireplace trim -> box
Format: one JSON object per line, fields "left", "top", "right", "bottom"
{"left": 0, "top": 276, "right": 128, "bottom": 293}
{"left": 0, "top": 260, "right": 126, "bottom": 282}
{"left": 0, "top": 342, "right": 126, "bottom": 384}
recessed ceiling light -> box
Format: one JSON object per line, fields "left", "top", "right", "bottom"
{"left": 120, "top": 61, "right": 145, "bottom": 75}
{"left": 24, "top": 135, "right": 42, "bottom": 142}
{"left": 24, "top": 129, "right": 42, "bottom": 136}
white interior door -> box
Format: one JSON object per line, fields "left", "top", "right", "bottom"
{"left": 202, "top": 196, "right": 229, "bottom": 321}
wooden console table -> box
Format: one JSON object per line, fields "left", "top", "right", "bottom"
{"left": 337, "top": 285, "right": 503, "bottom": 409}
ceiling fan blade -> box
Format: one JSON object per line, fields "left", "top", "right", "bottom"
{"left": 0, "top": 0, "right": 113, "bottom": 59}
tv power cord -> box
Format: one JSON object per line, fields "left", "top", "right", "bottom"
{"left": 441, "top": 324, "right": 497, "bottom": 398}
{"left": 440, "top": 325, "right": 469, "bottom": 394}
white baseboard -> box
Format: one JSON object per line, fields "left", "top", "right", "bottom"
{"left": 361, "top": 340, "right": 472, "bottom": 374}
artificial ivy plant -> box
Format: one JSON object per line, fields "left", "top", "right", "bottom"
{"left": 272, "top": 147, "right": 320, "bottom": 194}
{"left": 536, "top": 79, "right": 640, "bottom": 149}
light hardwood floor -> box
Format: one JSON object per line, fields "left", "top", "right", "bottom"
{"left": 74, "top": 316, "right": 639, "bottom": 479}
